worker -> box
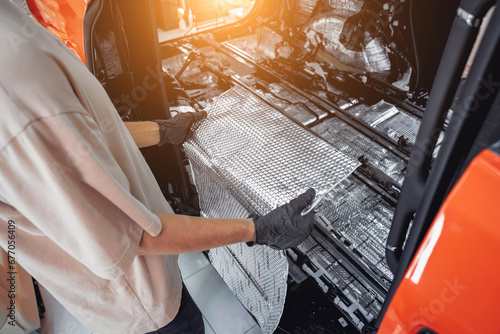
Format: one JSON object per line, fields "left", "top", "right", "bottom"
{"left": 0, "top": 2, "right": 316, "bottom": 334}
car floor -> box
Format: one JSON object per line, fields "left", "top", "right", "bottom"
{"left": 179, "top": 252, "right": 263, "bottom": 334}
{"left": 38, "top": 251, "right": 262, "bottom": 334}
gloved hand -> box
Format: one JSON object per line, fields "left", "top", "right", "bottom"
{"left": 248, "top": 188, "right": 316, "bottom": 250}
{"left": 155, "top": 111, "right": 207, "bottom": 146}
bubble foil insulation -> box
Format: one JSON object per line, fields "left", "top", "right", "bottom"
{"left": 315, "top": 175, "right": 395, "bottom": 281}
{"left": 346, "top": 101, "right": 421, "bottom": 146}
{"left": 304, "top": 13, "right": 391, "bottom": 73}
{"left": 312, "top": 117, "right": 407, "bottom": 185}
{"left": 183, "top": 86, "right": 359, "bottom": 333}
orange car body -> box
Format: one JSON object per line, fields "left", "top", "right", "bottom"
{"left": 26, "top": 0, "right": 89, "bottom": 63}
{"left": 379, "top": 148, "right": 500, "bottom": 333}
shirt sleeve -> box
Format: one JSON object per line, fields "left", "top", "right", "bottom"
{"left": 0, "top": 112, "right": 162, "bottom": 280}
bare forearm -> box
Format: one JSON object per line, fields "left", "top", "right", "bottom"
{"left": 137, "top": 213, "right": 255, "bottom": 255}
{"left": 124, "top": 121, "right": 160, "bottom": 148}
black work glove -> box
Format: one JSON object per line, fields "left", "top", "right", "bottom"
{"left": 155, "top": 111, "right": 207, "bottom": 146}
{"left": 248, "top": 188, "right": 316, "bottom": 250}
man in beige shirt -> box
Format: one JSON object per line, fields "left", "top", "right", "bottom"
{"left": 0, "top": 2, "right": 315, "bottom": 333}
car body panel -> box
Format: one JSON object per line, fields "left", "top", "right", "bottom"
{"left": 27, "top": 0, "right": 89, "bottom": 63}
{"left": 379, "top": 148, "right": 500, "bottom": 334}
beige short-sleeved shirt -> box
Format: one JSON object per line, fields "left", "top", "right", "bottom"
{"left": 0, "top": 3, "right": 182, "bottom": 333}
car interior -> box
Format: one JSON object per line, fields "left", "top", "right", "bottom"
{"left": 79, "top": 0, "right": 500, "bottom": 332}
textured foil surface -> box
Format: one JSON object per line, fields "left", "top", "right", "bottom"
{"left": 295, "top": 0, "right": 364, "bottom": 25}
{"left": 184, "top": 86, "right": 359, "bottom": 333}
{"left": 328, "top": 0, "right": 364, "bottom": 14}
{"left": 295, "top": 0, "right": 319, "bottom": 25}
{"left": 188, "top": 152, "right": 287, "bottom": 333}
{"left": 312, "top": 117, "right": 406, "bottom": 185}
{"left": 346, "top": 101, "right": 421, "bottom": 146}
{"left": 209, "top": 244, "right": 288, "bottom": 333}
{"left": 96, "top": 31, "right": 124, "bottom": 79}
{"left": 304, "top": 13, "right": 391, "bottom": 73}
{"left": 315, "top": 176, "right": 394, "bottom": 281}
{"left": 185, "top": 86, "right": 360, "bottom": 215}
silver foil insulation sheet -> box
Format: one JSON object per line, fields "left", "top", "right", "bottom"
{"left": 346, "top": 101, "right": 421, "bottom": 146}
{"left": 327, "top": 0, "right": 364, "bottom": 14}
{"left": 346, "top": 101, "right": 445, "bottom": 158}
{"left": 304, "top": 11, "right": 391, "bottom": 73}
{"left": 188, "top": 146, "right": 289, "bottom": 333}
{"left": 315, "top": 175, "right": 395, "bottom": 281}
{"left": 289, "top": 174, "right": 394, "bottom": 328}
{"left": 255, "top": 83, "right": 329, "bottom": 126}
{"left": 295, "top": 0, "right": 365, "bottom": 26}
{"left": 312, "top": 116, "right": 406, "bottom": 185}
{"left": 183, "top": 86, "right": 359, "bottom": 333}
